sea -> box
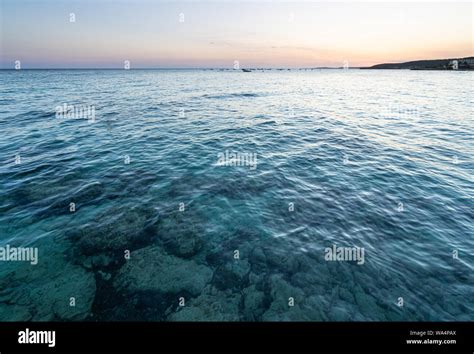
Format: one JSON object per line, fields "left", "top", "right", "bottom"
{"left": 0, "top": 69, "right": 472, "bottom": 321}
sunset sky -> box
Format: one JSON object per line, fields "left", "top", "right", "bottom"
{"left": 1, "top": 0, "right": 473, "bottom": 68}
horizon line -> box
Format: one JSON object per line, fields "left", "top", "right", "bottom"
{"left": 1, "top": 56, "right": 472, "bottom": 71}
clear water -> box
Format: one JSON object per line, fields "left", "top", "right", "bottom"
{"left": 0, "top": 69, "right": 472, "bottom": 321}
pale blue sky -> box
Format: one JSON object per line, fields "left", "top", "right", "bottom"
{"left": 1, "top": 0, "right": 473, "bottom": 68}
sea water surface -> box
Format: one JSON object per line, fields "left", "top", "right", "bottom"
{"left": 0, "top": 69, "right": 472, "bottom": 321}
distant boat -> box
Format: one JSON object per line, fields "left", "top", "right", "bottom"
{"left": 242, "top": 69, "right": 252, "bottom": 72}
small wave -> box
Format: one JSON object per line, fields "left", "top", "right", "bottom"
{"left": 202, "top": 92, "right": 260, "bottom": 99}
{"left": 18, "top": 110, "right": 55, "bottom": 118}
{"left": 255, "top": 120, "right": 277, "bottom": 126}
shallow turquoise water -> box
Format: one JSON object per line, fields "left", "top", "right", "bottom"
{"left": 0, "top": 69, "right": 472, "bottom": 321}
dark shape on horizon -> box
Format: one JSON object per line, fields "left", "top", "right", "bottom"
{"left": 363, "top": 56, "right": 474, "bottom": 70}
{"left": 242, "top": 68, "right": 252, "bottom": 72}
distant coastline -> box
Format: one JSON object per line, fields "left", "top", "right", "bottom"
{"left": 362, "top": 56, "right": 474, "bottom": 70}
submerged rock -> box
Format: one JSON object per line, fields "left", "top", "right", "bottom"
{"left": 338, "top": 286, "right": 355, "bottom": 303}
{"left": 8, "top": 180, "right": 59, "bottom": 209}
{"left": 0, "top": 239, "right": 96, "bottom": 321}
{"left": 249, "top": 244, "right": 314, "bottom": 278}
{"left": 157, "top": 211, "right": 204, "bottom": 258}
{"left": 69, "top": 205, "right": 156, "bottom": 256}
{"left": 113, "top": 246, "right": 212, "bottom": 296}
{"left": 51, "top": 264, "right": 97, "bottom": 320}
{"left": 301, "top": 295, "right": 329, "bottom": 321}
{"left": 39, "top": 181, "right": 105, "bottom": 218}
{"left": 212, "top": 259, "right": 251, "bottom": 290}
{"left": 291, "top": 262, "right": 332, "bottom": 289}
{"left": 168, "top": 286, "right": 241, "bottom": 321}
{"left": 82, "top": 253, "right": 116, "bottom": 270}
{"left": 0, "top": 304, "right": 32, "bottom": 321}
{"left": 242, "top": 284, "right": 267, "bottom": 321}
{"left": 353, "top": 284, "right": 385, "bottom": 320}
{"left": 328, "top": 301, "right": 353, "bottom": 321}
{"left": 261, "top": 274, "right": 307, "bottom": 321}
